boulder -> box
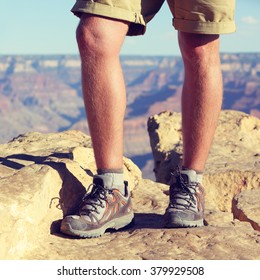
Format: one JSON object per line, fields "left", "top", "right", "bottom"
{"left": 232, "top": 188, "right": 260, "bottom": 231}
{"left": 0, "top": 130, "right": 141, "bottom": 259}
{"left": 147, "top": 110, "right": 260, "bottom": 212}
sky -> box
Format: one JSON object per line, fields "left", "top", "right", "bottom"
{"left": 0, "top": 0, "right": 260, "bottom": 56}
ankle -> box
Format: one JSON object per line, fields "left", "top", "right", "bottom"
{"left": 96, "top": 168, "right": 125, "bottom": 194}
{"left": 181, "top": 166, "right": 203, "bottom": 184}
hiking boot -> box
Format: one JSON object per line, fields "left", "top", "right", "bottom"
{"left": 164, "top": 168, "right": 205, "bottom": 228}
{"left": 60, "top": 176, "right": 134, "bottom": 238}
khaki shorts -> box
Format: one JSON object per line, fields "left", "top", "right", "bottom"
{"left": 71, "top": 0, "right": 236, "bottom": 36}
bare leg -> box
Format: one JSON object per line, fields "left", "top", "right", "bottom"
{"left": 60, "top": 16, "right": 134, "bottom": 238}
{"left": 178, "top": 32, "right": 223, "bottom": 171}
{"left": 76, "top": 15, "right": 129, "bottom": 170}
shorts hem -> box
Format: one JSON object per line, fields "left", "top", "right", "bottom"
{"left": 71, "top": 1, "right": 146, "bottom": 36}
{"left": 173, "top": 18, "right": 236, "bottom": 35}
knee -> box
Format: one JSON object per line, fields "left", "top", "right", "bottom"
{"left": 76, "top": 21, "right": 91, "bottom": 53}
{"left": 76, "top": 15, "right": 125, "bottom": 59}
{"left": 76, "top": 19, "right": 105, "bottom": 57}
{"left": 178, "top": 32, "right": 220, "bottom": 64}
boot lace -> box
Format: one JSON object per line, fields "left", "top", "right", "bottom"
{"left": 169, "top": 169, "right": 198, "bottom": 211}
{"left": 79, "top": 183, "right": 112, "bottom": 215}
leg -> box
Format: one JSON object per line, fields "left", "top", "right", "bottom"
{"left": 179, "top": 32, "right": 223, "bottom": 171}
{"left": 165, "top": 0, "right": 234, "bottom": 228}
{"left": 165, "top": 33, "right": 222, "bottom": 228}
{"left": 61, "top": 16, "right": 134, "bottom": 238}
{"left": 76, "top": 15, "right": 129, "bottom": 170}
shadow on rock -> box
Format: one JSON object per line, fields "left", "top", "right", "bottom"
{"left": 132, "top": 213, "right": 165, "bottom": 229}
{"left": 113, "top": 213, "right": 165, "bottom": 234}
{"left": 46, "top": 161, "right": 87, "bottom": 217}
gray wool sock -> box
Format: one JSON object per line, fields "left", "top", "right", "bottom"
{"left": 181, "top": 167, "right": 203, "bottom": 184}
{"left": 96, "top": 169, "right": 125, "bottom": 194}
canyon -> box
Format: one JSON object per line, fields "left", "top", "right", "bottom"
{"left": 0, "top": 54, "right": 259, "bottom": 178}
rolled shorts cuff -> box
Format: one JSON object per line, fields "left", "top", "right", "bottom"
{"left": 71, "top": 2, "right": 146, "bottom": 36}
{"left": 173, "top": 18, "right": 236, "bottom": 35}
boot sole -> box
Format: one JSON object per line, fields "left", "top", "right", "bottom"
{"left": 61, "top": 212, "right": 134, "bottom": 238}
{"left": 165, "top": 218, "right": 204, "bottom": 228}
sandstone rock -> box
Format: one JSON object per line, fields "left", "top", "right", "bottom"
{"left": 148, "top": 110, "right": 260, "bottom": 211}
{"left": 0, "top": 164, "right": 62, "bottom": 259}
{"left": 0, "top": 130, "right": 141, "bottom": 259}
{"left": 1, "top": 127, "right": 260, "bottom": 260}
{"left": 232, "top": 188, "right": 260, "bottom": 231}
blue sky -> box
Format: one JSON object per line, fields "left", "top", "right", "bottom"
{"left": 1, "top": 0, "right": 260, "bottom": 56}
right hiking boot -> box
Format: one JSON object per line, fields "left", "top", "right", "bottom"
{"left": 164, "top": 168, "right": 205, "bottom": 228}
{"left": 60, "top": 176, "right": 134, "bottom": 238}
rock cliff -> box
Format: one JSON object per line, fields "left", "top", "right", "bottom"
{"left": 0, "top": 110, "right": 260, "bottom": 260}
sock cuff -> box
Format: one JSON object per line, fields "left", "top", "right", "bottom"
{"left": 182, "top": 166, "right": 204, "bottom": 174}
{"left": 97, "top": 168, "right": 123, "bottom": 175}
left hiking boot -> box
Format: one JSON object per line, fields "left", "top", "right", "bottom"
{"left": 60, "top": 176, "right": 134, "bottom": 238}
{"left": 164, "top": 168, "right": 205, "bottom": 228}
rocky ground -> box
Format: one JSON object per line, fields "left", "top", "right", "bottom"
{"left": 0, "top": 110, "right": 259, "bottom": 260}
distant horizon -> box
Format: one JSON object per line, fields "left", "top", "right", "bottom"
{"left": 1, "top": 51, "right": 260, "bottom": 57}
